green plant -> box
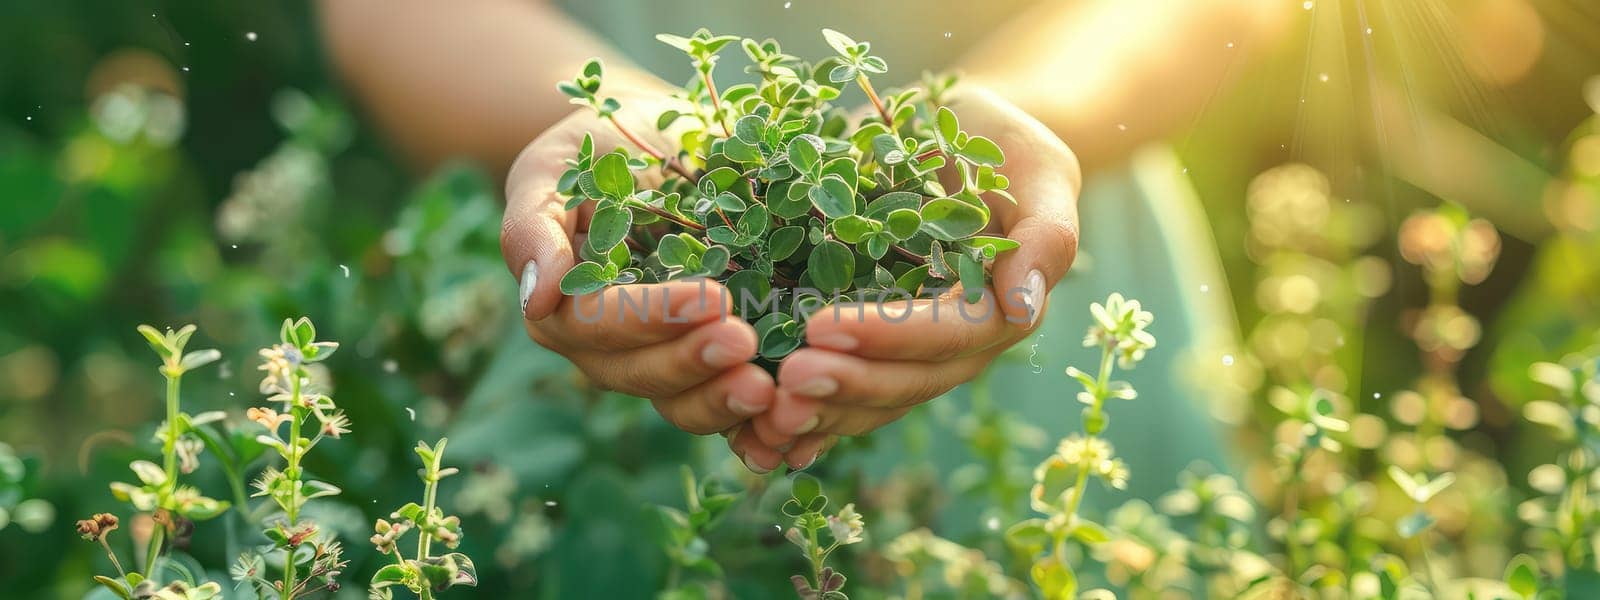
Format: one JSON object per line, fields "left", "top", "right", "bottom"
{"left": 234, "top": 317, "right": 350, "bottom": 599}
{"left": 85, "top": 324, "right": 230, "bottom": 599}
{"left": 368, "top": 439, "right": 478, "bottom": 599}
{"left": 1007, "top": 293, "right": 1154, "bottom": 599}
{"left": 554, "top": 28, "right": 1019, "bottom": 361}
{"left": 783, "top": 474, "right": 866, "bottom": 599}
{"left": 651, "top": 466, "right": 744, "bottom": 599}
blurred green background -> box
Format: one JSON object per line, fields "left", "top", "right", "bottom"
{"left": 3, "top": 0, "right": 1600, "bottom": 598}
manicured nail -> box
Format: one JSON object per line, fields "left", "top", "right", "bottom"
{"left": 727, "top": 394, "right": 763, "bottom": 417}
{"left": 791, "top": 451, "right": 821, "bottom": 470}
{"left": 701, "top": 341, "right": 742, "bottom": 369}
{"left": 518, "top": 260, "right": 538, "bottom": 316}
{"left": 809, "top": 333, "right": 858, "bottom": 351}
{"left": 795, "top": 414, "right": 820, "bottom": 435}
{"left": 1023, "top": 269, "right": 1045, "bottom": 328}
{"left": 791, "top": 377, "right": 838, "bottom": 398}
{"left": 741, "top": 453, "right": 772, "bottom": 474}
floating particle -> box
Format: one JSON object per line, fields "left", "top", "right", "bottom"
{"left": 181, "top": 66, "right": 190, "bottom": 72}
{"left": 1373, "top": 392, "right": 1382, "bottom": 399}
{"left": 245, "top": 31, "right": 258, "bottom": 42}
{"left": 383, "top": 359, "right": 398, "bottom": 373}
{"left": 1226, "top": 42, "right": 1234, "bottom": 49}
{"left": 943, "top": 32, "right": 952, "bottom": 39}
{"left": 1222, "top": 354, "right": 1235, "bottom": 366}
{"left": 985, "top": 516, "right": 1000, "bottom": 530}
{"left": 1303, "top": 1, "right": 1314, "bottom": 9}
{"left": 1117, "top": 123, "right": 1127, "bottom": 131}
{"left": 1199, "top": 284, "right": 1210, "bottom": 293}
{"left": 1318, "top": 73, "right": 1330, "bottom": 83}
{"left": 339, "top": 264, "right": 350, "bottom": 278}
{"left": 230, "top": 244, "right": 238, "bottom": 249}
{"left": 783, "top": 1, "right": 790, "bottom": 7}
{"left": 1365, "top": 27, "right": 1373, "bottom": 35}
{"left": 404, "top": 407, "right": 416, "bottom": 421}
{"left": 1028, "top": 333, "right": 1044, "bottom": 374}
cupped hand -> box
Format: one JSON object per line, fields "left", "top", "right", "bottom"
{"left": 500, "top": 101, "right": 787, "bottom": 472}
{"left": 750, "top": 86, "right": 1083, "bottom": 469}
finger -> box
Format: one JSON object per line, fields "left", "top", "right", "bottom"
{"left": 804, "top": 294, "right": 1015, "bottom": 361}
{"left": 727, "top": 422, "right": 783, "bottom": 474}
{"left": 777, "top": 348, "right": 992, "bottom": 409}
{"left": 535, "top": 279, "right": 732, "bottom": 352}
{"left": 991, "top": 209, "right": 1079, "bottom": 330}
{"left": 783, "top": 434, "right": 838, "bottom": 470}
{"left": 584, "top": 318, "right": 758, "bottom": 399}
{"left": 649, "top": 363, "right": 774, "bottom": 435}
{"left": 756, "top": 387, "right": 909, "bottom": 438}
{"left": 503, "top": 135, "right": 584, "bottom": 322}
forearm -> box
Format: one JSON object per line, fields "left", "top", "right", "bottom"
{"left": 956, "top": 0, "right": 1291, "bottom": 173}
{"left": 317, "top": 0, "right": 670, "bottom": 174}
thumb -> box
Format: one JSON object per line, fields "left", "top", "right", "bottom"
{"left": 502, "top": 153, "right": 579, "bottom": 322}
{"left": 990, "top": 167, "right": 1080, "bottom": 330}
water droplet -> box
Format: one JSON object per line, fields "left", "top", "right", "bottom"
{"left": 185, "top": 42, "right": 191, "bottom": 47}
{"left": 1225, "top": 42, "right": 1234, "bottom": 49}
{"left": 339, "top": 264, "right": 350, "bottom": 278}
{"left": 1199, "top": 284, "right": 1210, "bottom": 293}
{"left": 1222, "top": 354, "right": 1235, "bottom": 366}
{"left": 985, "top": 516, "right": 1000, "bottom": 530}
{"left": 1117, "top": 123, "right": 1127, "bottom": 131}
{"left": 25, "top": 116, "right": 31, "bottom": 121}
{"left": 245, "top": 31, "right": 258, "bottom": 42}
{"left": 544, "top": 500, "right": 558, "bottom": 507}
{"left": 1365, "top": 27, "right": 1373, "bottom": 35}
{"left": 181, "top": 66, "right": 190, "bottom": 72}
{"left": 1373, "top": 392, "right": 1382, "bottom": 399}
{"left": 1303, "top": 1, "right": 1314, "bottom": 9}
{"left": 783, "top": 1, "right": 791, "bottom": 7}
{"left": 230, "top": 244, "right": 238, "bottom": 249}
{"left": 1318, "top": 72, "right": 1330, "bottom": 83}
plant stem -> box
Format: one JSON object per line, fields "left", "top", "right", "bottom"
{"left": 855, "top": 74, "right": 892, "bottom": 129}
{"left": 606, "top": 115, "right": 697, "bottom": 181}
{"left": 161, "top": 373, "right": 181, "bottom": 484}
{"left": 625, "top": 198, "right": 705, "bottom": 231}
{"left": 281, "top": 375, "right": 304, "bottom": 600}
{"left": 701, "top": 71, "right": 730, "bottom": 137}
{"left": 99, "top": 538, "right": 126, "bottom": 579}
{"left": 1062, "top": 345, "right": 1117, "bottom": 523}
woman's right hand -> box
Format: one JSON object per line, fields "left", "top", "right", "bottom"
{"left": 501, "top": 105, "right": 785, "bottom": 472}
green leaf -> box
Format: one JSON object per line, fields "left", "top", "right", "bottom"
{"left": 935, "top": 106, "right": 959, "bottom": 146}
{"left": 884, "top": 208, "right": 921, "bottom": 240}
{"left": 722, "top": 136, "right": 761, "bottom": 163}
{"left": 592, "top": 152, "right": 634, "bottom": 199}
{"left": 1068, "top": 521, "right": 1111, "bottom": 545}
{"left": 830, "top": 215, "right": 875, "bottom": 244}
{"left": 656, "top": 33, "right": 694, "bottom": 52}
{"left": 559, "top": 262, "right": 611, "bottom": 295}
{"left": 865, "top": 233, "right": 890, "bottom": 260}
{"left": 738, "top": 205, "right": 770, "bottom": 237}
{"left": 808, "top": 175, "right": 856, "bottom": 219}
{"left": 769, "top": 226, "right": 804, "bottom": 261}
{"left": 894, "top": 264, "right": 930, "bottom": 294}
{"left": 791, "top": 473, "right": 823, "bottom": 506}
{"left": 137, "top": 325, "right": 172, "bottom": 360}
{"left": 919, "top": 197, "right": 988, "bottom": 241}
{"left": 1005, "top": 519, "right": 1050, "bottom": 554}
{"left": 586, "top": 203, "right": 632, "bottom": 254}
{"left": 953, "top": 254, "right": 979, "bottom": 302}
{"left": 827, "top": 64, "right": 857, "bottom": 84}
{"left": 370, "top": 564, "right": 413, "bottom": 588}
{"left": 725, "top": 270, "right": 773, "bottom": 318}
{"left": 787, "top": 134, "right": 824, "bottom": 175}
{"left": 734, "top": 114, "right": 765, "bottom": 143}
{"left": 807, "top": 240, "right": 854, "bottom": 292}
{"left": 699, "top": 246, "right": 731, "bottom": 277}
{"left": 1505, "top": 554, "right": 1539, "bottom": 599}
{"left": 656, "top": 110, "right": 684, "bottom": 131}
{"left": 958, "top": 135, "right": 1005, "bottom": 166}
{"left": 820, "top": 29, "right": 858, "bottom": 57}
{"left": 864, "top": 191, "right": 922, "bottom": 220}
{"left": 963, "top": 235, "right": 1020, "bottom": 257}
{"left": 1030, "top": 556, "right": 1077, "bottom": 600}
{"left": 93, "top": 576, "right": 133, "bottom": 600}
{"left": 1396, "top": 511, "right": 1435, "bottom": 538}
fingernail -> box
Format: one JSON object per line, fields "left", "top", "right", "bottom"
{"left": 776, "top": 441, "right": 794, "bottom": 453}
{"left": 795, "top": 414, "right": 820, "bottom": 435}
{"left": 790, "top": 377, "right": 838, "bottom": 398}
{"left": 809, "top": 333, "right": 858, "bottom": 351}
{"left": 701, "top": 341, "right": 742, "bottom": 369}
{"left": 792, "top": 451, "right": 821, "bottom": 470}
{"left": 741, "top": 453, "right": 772, "bottom": 474}
{"left": 1023, "top": 269, "right": 1045, "bottom": 328}
{"left": 727, "top": 394, "right": 763, "bottom": 417}
{"left": 518, "top": 260, "right": 538, "bottom": 316}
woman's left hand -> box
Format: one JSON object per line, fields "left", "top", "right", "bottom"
{"left": 747, "top": 86, "right": 1083, "bottom": 470}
